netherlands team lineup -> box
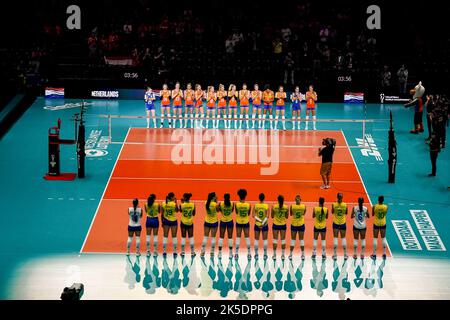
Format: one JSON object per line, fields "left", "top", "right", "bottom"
{"left": 144, "top": 83, "right": 319, "bottom": 130}
{"left": 126, "top": 190, "right": 389, "bottom": 261}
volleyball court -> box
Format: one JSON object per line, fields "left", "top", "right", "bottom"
{"left": 81, "top": 127, "right": 390, "bottom": 257}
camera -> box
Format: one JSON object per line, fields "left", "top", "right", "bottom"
{"left": 60, "top": 283, "right": 84, "bottom": 300}
{"left": 322, "top": 138, "right": 336, "bottom": 146}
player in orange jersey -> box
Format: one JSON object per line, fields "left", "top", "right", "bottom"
{"left": 217, "top": 84, "right": 227, "bottom": 129}
{"left": 228, "top": 84, "right": 239, "bottom": 129}
{"left": 239, "top": 83, "right": 250, "bottom": 129}
{"left": 305, "top": 85, "right": 318, "bottom": 130}
{"left": 275, "top": 85, "right": 287, "bottom": 130}
{"left": 206, "top": 86, "right": 217, "bottom": 129}
{"left": 183, "top": 83, "right": 195, "bottom": 128}
{"left": 160, "top": 84, "right": 171, "bottom": 127}
{"left": 251, "top": 84, "right": 263, "bottom": 129}
{"left": 194, "top": 84, "right": 205, "bottom": 128}
{"left": 262, "top": 85, "right": 275, "bottom": 130}
{"left": 171, "top": 82, "right": 184, "bottom": 128}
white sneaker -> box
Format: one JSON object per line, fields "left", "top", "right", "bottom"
{"left": 325, "top": 185, "right": 331, "bottom": 189}
{"left": 320, "top": 185, "right": 327, "bottom": 189}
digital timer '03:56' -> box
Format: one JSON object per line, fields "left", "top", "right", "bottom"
{"left": 337, "top": 76, "right": 352, "bottom": 82}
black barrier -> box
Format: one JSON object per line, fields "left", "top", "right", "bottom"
{"left": 75, "top": 103, "right": 86, "bottom": 178}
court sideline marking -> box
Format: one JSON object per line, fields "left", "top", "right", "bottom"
{"left": 341, "top": 129, "right": 393, "bottom": 258}
{"left": 79, "top": 127, "right": 131, "bottom": 254}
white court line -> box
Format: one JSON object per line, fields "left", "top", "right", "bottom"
{"left": 117, "top": 158, "right": 355, "bottom": 164}
{"left": 110, "top": 177, "right": 362, "bottom": 183}
{"left": 79, "top": 127, "right": 131, "bottom": 254}
{"left": 341, "top": 129, "right": 393, "bottom": 258}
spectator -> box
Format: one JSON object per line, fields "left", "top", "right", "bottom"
{"left": 381, "top": 65, "right": 391, "bottom": 89}
{"left": 397, "top": 64, "right": 408, "bottom": 94}
{"left": 283, "top": 52, "right": 295, "bottom": 85}
{"left": 281, "top": 25, "right": 292, "bottom": 44}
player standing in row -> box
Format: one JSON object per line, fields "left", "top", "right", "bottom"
{"left": 228, "top": 84, "right": 239, "bottom": 129}
{"left": 312, "top": 197, "right": 328, "bottom": 259}
{"left": 253, "top": 193, "right": 269, "bottom": 259}
{"left": 145, "top": 194, "right": 159, "bottom": 257}
{"left": 206, "top": 86, "right": 217, "bottom": 129}
{"left": 194, "top": 84, "right": 205, "bottom": 128}
{"left": 162, "top": 192, "right": 179, "bottom": 257}
{"left": 262, "top": 85, "right": 275, "bottom": 130}
{"left": 215, "top": 84, "right": 226, "bottom": 129}
{"left": 183, "top": 83, "right": 195, "bottom": 129}
{"left": 201, "top": 192, "right": 219, "bottom": 257}
{"left": 272, "top": 195, "right": 288, "bottom": 259}
{"left": 239, "top": 84, "right": 250, "bottom": 129}
{"left": 372, "top": 196, "right": 388, "bottom": 259}
{"left": 126, "top": 198, "right": 143, "bottom": 256}
{"left": 305, "top": 85, "right": 318, "bottom": 130}
{"left": 251, "top": 84, "right": 263, "bottom": 129}
{"left": 351, "top": 197, "right": 369, "bottom": 259}
{"left": 235, "top": 189, "right": 251, "bottom": 259}
{"left": 291, "top": 86, "right": 302, "bottom": 130}
{"left": 160, "top": 84, "right": 172, "bottom": 127}
{"left": 289, "top": 195, "right": 306, "bottom": 260}
{"left": 218, "top": 193, "right": 234, "bottom": 258}
{"left": 332, "top": 193, "right": 348, "bottom": 260}
{"left": 145, "top": 87, "right": 157, "bottom": 128}
{"left": 275, "top": 86, "right": 287, "bottom": 130}
{"left": 180, "top": 193, "right": 196, "bottom": 256}
{"left": 172, "top": 82, "right": 183, "bottom": 128}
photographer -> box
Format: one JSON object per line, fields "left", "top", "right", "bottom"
{"left": 318, "top": 138, "right": 336, "bottom": 189}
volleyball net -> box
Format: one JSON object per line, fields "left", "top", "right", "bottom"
{"left": 87, "top": 113, "right": 388, "bottom": 149}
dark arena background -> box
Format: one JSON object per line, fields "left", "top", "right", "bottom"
{"left": 0, "top": 0, "right": 449, "bottom": 306}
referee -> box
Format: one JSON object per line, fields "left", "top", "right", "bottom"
{"left": 319, "top": 138, "right": 336, "bottom": 189}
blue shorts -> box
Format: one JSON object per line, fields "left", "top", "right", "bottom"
{"left": 204, "top": 222, "right": 218, "bottom": 228}
{"left": 306, "top": 107, "right": 316, "bottom": 111}
{"left": 229, "top": 106, "right": 237, "bottom": 109}
{"left": 292, "top": 103, "right": 301, "bottom": 111}
{"left": 146, "top": 217, "right": 159, "bottom": 228}
{"left": 161, "top": 105, "right": 171, "bottom": 109}
{"left": 173, "top": 105, "right": 183, "bottom": 109}
{"left": 291, "top": 225, "right": 305, "bottom": 232}
{"left": 128, "top": 225, "right": 142, "bottom": 232}
{"left": 333, "top": 223, "right": 347, "bottom": 230}
{"left": 220, "top": 221, "right": 234, "bottom": 229}
{"left": 185, "top": 104, "right": 194, "bottom": 109}
{"left": 162, "top": 218, "right": 177, "bottom": 227}
{"left": 253, "top": 104, "right": 261, "bottom": 109}
{"left": 236, "top": 222, "right": 250, "bottom": 229}
{"left": 314, "top": 227, "right": 326, "bottom": 233}
{"left": 272, "top": 224, "right": 287, "bottom": 231}
{"left": 180, "top": 222, "right": 193, "bottom": 229}
{"left": 207, "top": 106, "right": 215, "bottom": 110}
{"left": 146, "top": 104, "right": 155, "bottom": 111}
{"left": 263, "top": 104, "right": 272, "bottom": 110}
{"left": 275, "top": 106, "right": 285, "bottom": 110}
{"left": 353, "top": 226, "right": 366, "bottom": 231}
{"left": 254, "top": 224, "right": 269, "bottom": 232}
{"left": 374, "top": 225, "right": 387, "bottom": 230}
{"left": 240, "top": 105, "right": 249, "bottom": 108}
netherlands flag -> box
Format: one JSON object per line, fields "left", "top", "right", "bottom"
{"left": 45, "top": 87, "right": 65, "bottom": 99}
{"left": 344, "top": 92, "right": 364, "bottom": 103}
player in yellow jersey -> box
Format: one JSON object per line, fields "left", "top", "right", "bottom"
{"left": 289, "top": 195, "right": 307, "bottom": 260}
{"left": 271, "top": 195, "right": 289, "bottom": 260}
{"left": 371, "top": 195, "right": 388, "bottom": 260}
{"left": 201, "top": 192, "right": 219, "bottom": 257}
{"left": 180, "top": 193, "right": 196, "bottom": 257}
{"left": 253, "top": 193, "right": 269, "bottom": 259}
{"left": 218, "top": 193, "right": 234, "bottom": 258}
{"left": 144, "top": 194, "right": 160, "bottom": 257}
{"left": 161, "top": 192, "right": 179, "bottom": 257}
{"left": 235, "top": 189, "right": 252, "bottom": 259}
{"left": 332, "top": 193, "right": 348, "bottom": 260}
{"left": 313, "top": 197, "right": 328, "bottom": 259}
